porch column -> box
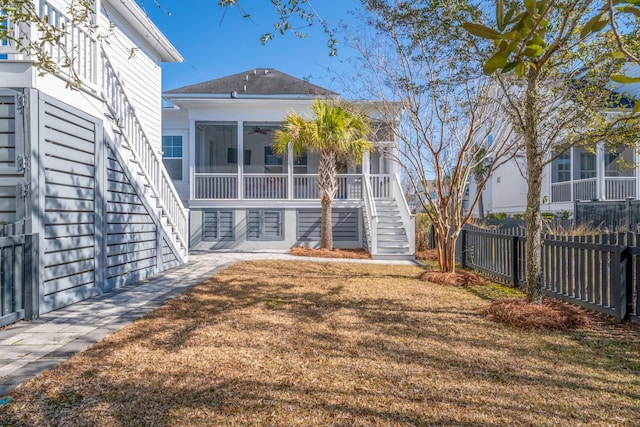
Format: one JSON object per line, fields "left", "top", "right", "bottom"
{"left": 288, "top": 142, "right": 293, "bottom": 200}
{"left": 569, "top": 146, "right": 574, "bottom": 202}
{"left": 635, "top": 148, "right": 640, "bottom": 199}
{"left": 596, "top": 142, "right": 605, "bottom": 200}
{"left": 363, "top": 150, "right": 370, "bottom": 175}
{"left": 237, "top": 121, "right": 243, "bottom": 199}
{"left": 189, "top": 119, "right": 195, "bottom": 201}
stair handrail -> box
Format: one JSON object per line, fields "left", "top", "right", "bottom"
{"left": 392, "top": 172, "right": 415, "bottom": 255}
{"left": 363, "top": 173, "right": 378, "bottom": 255}
{"left": 99, "top": 47, "right": 188, "bottom": 254}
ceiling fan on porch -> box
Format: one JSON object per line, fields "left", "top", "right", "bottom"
{"left": 249, "top": 126, "right": 273, "bottom": 135}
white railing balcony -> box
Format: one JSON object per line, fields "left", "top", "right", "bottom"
{"left": 370, "top": 174, "right": 392, "bottom": 198}
{"left": 0, "top": 12, "right": 24, "bottom": 60}
{"left": 193, "top": 173, "right": 385, "bottom": 200}
{"left": 551, "top": 181, "right": 572, "bottom": 202}
{"left": 573, "top": 178, "right": 597, "bottom": 201}
{"left": 605, "top": 177, "right": 636, "bottom": 200}
{"left": 194, "top": 174, "right": 238, "bottom": 199}
{"left": 244, "top": 174, "right": 288, "bottom": 199}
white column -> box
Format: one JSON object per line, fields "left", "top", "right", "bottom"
{"left": 287, "top": 142, "right": 293, "bottom": 200}
{"left": 569, "top": 147, "right": 574, "bottom": 202}
{"left": 596, "top": 142, "right": 605, "bottom": 200}
{"left": 237, "top": 121, "right": 243, "bottom": 200}
{"left": 635, "top": 146, "right": 640, "bottom": 199}
{"left": 188, "top": 119, "right": 195, "bottom": 201}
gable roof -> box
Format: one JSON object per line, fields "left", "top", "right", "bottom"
{"left": 164, "top": 68, "right": 338, "bottom": 98}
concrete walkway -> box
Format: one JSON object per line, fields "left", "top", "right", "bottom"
{"left": 0, "top": 252, "right": 416, "bottom": 397}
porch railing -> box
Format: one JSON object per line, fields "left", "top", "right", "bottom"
{"left": 194, "top": 173, "right": 374, "bottom": 200}
{"left": 370, "top": 174, "right": 392, "bottom": 198}
{"left": 244, "top": 174, "right": 288, "bottom": 199}
{"left": 195, "top": 174, "right": 238, "bottom": 199}
{"left": 0, "top": 10, "right": 23, "bottom": 60}
{"left": 552, "top": 177, "right": 637, "bottom": 203}
{"left": 573, "top": 178, "right": 597, "bottom": 201}
{"left": 605, "top": 177, "right": 636, "bottom": 200}
{"left": 392, "top": 172, "right": 415, "bottom": 255}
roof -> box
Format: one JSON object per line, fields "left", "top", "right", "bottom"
{"left": 105, "top": 0, "right": 182, "bottom": 62}
{"left": 164, "top": 68, "right": 338, "bottom": 98}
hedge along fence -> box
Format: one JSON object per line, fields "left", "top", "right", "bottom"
{"left": 436, "top": 224, "right": 640, "bottom": 323}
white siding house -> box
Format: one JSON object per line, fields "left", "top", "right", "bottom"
{"left": 162, "top": 69, "right": 415, "bottom": 258}
{"left": 469, "top": 73, "right": 640, "bottom": 219}
{"left": 0, "top": 0, "right": 188, "bottom": 325}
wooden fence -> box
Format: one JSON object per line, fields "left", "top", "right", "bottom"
{"left": 0, "top": 234, "right": 37, "bottom": 328}
{"left": 438, "top": 224, "right": 640, "bottom": 323}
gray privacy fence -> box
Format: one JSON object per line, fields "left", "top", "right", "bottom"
{"left": 575, "top": 200, "right": 640, "bottom": 230}
{"left": 0, "top": 234, "right": 37, "bottom": 328}
{"left": 431, "top": 224, "right": 640, "bottom": 323}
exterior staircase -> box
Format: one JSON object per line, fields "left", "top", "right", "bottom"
{"left": 373, "top": 198, "right": 413, "bottom": 259}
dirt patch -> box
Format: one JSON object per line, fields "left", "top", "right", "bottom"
{"left": 289, "top": 246, "right": 371, "bottom": 259}
{"left": 480, "top": 297, "right": 591, "bottom": 330}
{"left": 420, "top": 269, "right": 486, "bottom": 286}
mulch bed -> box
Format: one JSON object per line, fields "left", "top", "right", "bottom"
{"left": 479, "top": 297, "right": 592, "bottom": 330}
{"left": 416, "top": 249, "right": 438, "bottom": 261}
{"left": 289, "top": 246, "right": 371, "bottom": 259}
{"left": 420, "top": 269, "right": 486, "bottom": 286}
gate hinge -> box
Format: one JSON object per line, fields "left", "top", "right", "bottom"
{"left": 16, "top": 154, "right": 29, "bottom": 171}
{"left": 17, "top": 183, "right": 30, "bottom": 198}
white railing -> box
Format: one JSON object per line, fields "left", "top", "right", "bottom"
{"left": 40, "top": 1, "right": 98, "bottom": 88}
{"left": 0, "top": 11, "right": 23, "bottom": 59}
{"left": 573, "top": 178, "right": 597, "bottom": 201}
{"left": 551, "top": 181, "right": 572, "bottom": 202}
{"left": 336, "top": 174, "right": 363, "bottom": 200}
{"left": 293, "top": 174, "right": 319, "bottom": 199}
{"left": 244, "top": 174, "right": 288, "bottom": 199}
{"left": 370, "top": 174, "right": 391, "bottom": 198}
{"left": 392, "top": 172, "right": 415, "bottom": 255}
{"left": 605, "top": 177, "right": 636, "bottom": 200}
{"left": 101, "top": 48, "right": 188, "bottom": 254}
{"left": 194, "top": 174, "right": 237, "bottom": 199}
{"left": 362, "top": 174, "right": 378, "bottom": 255}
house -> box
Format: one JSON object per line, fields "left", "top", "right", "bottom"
{"left": 0, "top": 0, "right": 188, "bottom": 326}
{"left": 161, "top": 68, "right": 415, "bottom": 258}
{"left": 468, "top": 69, "right": 640, "bottom": 219}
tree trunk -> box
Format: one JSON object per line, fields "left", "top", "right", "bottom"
{"left": 524, "top": 69, "right": 543, "bottom": 302}
{"left": 318, "top": 150, "right": 337, "bottom": 249}
{"left": 433, "top": 226, "right": 456, "bottom": 273}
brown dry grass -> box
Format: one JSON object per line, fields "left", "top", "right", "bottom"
{"left": 1, "top": 261, "right": 640, "bottom": 426}
{"left": 415, "top": 248, "right": 438, "bottom": 261}
{"left": 480, "top": 297, "right": 592, "bottom": 330}
{"left": 289, "top": 246, "right": 371, "bottom": 259}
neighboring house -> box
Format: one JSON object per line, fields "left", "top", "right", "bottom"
{"left": 468, "top": 71, "right": 640, "bottom": 219}
{"left": 162, "top": 68, "right": 415, "bottom": 259}
{"left": 0, "top": 0, "right": 188, "bottom": 325}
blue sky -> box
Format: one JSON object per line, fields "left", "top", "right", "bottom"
{"left": 139, "top": 0, "right": 362, "bottom": 94}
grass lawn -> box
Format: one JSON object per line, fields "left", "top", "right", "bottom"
{"left": 1, "top": 261, "right": 640, "bottom": 426}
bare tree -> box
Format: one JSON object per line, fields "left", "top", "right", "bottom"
{"left": 343, "top": 0, "right": 517, "bottom": 273}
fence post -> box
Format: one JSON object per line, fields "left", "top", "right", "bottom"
{"left": 460, "top": 229, "right": 467, "bottom": 269}
{"left": 23, "top": 233, "right": 38, "bottom": 321}
{"left": 511, "top": 235, "right": 519, "bottom": 286}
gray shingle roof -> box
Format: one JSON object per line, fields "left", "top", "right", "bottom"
{"left": 164, "top": 68, "right": 338, "bottom": 97}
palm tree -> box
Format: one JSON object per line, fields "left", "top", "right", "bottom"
{"left": 273, "top": 100, "right": 372, "bottom": 249}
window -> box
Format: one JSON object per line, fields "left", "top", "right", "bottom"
{"left": 552, "top": 152, "right": 571, "bottom": 183}
{"left": 579, "top": 152, "right": 596, "bottom": 179}
{"left": 247, "top": 209, "right": 283, "bottom": 241}
{"left": 162, "top": 135, "right": 183, "bottom": 180}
